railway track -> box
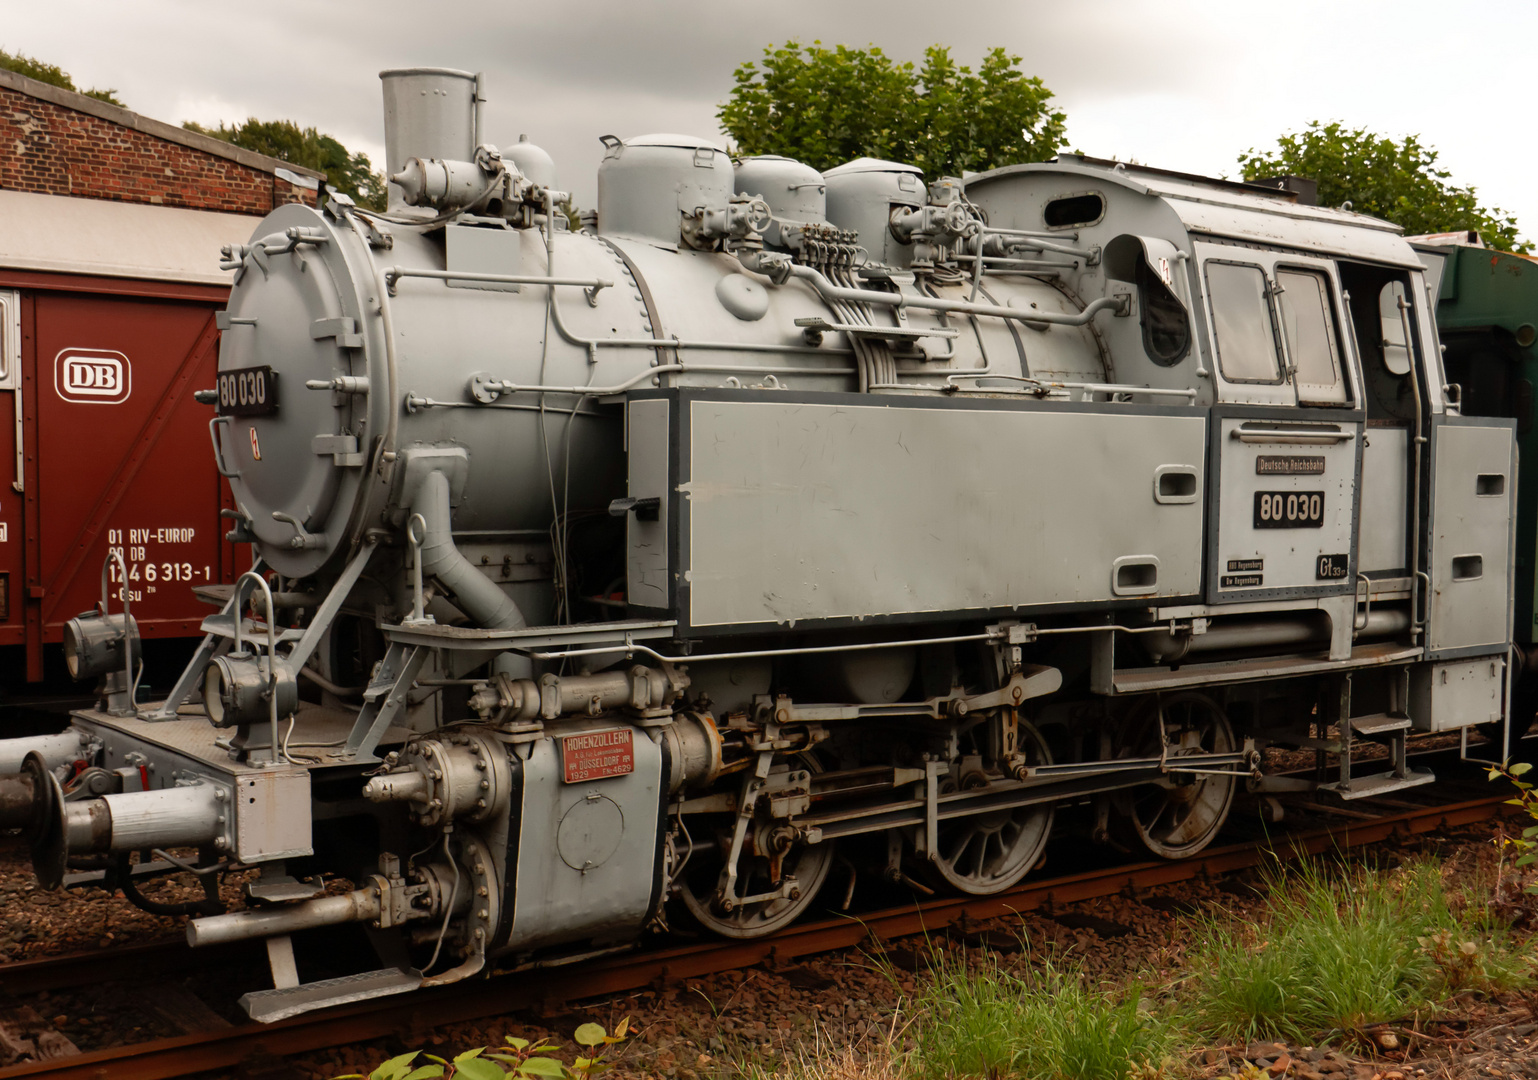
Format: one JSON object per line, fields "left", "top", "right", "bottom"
{"left": 0, "top": 785, "right": 1513, "bottom": 1080}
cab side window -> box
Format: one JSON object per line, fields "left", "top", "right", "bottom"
{"left": 1276, "top": 268, "right": 1347, "bottom": 405}
{"left": 1206, "top": 261, "right": 1281, "bottom": 383}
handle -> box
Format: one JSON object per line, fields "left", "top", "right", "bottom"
{"left": 1231, "top": 428, "right": 1354, "bottom": 446}
{"left": 209, "top": 416, "right": 241, "bottom": 478}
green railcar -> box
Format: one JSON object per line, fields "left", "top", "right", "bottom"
{"left": 1419, "top": 239, "right": 1538, "bottom": 749}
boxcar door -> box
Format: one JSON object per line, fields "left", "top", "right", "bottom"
{"left": 1196, "top": 243, "right": 1361, "bottom": 604}
{"left": 0, "top": 291, "right": 16, "bottom": 635}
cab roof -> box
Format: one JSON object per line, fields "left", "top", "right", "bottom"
{"left": 966, "top": 154, "right": 1423, "bottom": 269}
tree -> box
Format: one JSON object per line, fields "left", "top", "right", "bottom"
{"left": 182, "top": 118, "right": 387, "bottom": 210}
{"left": 717, "top": 42, "right": 1066, "bottom": 177}
{"left": 0, "top": 47, "right": 123, "bottom": 106}
{"left": 1239, "top": 121, "right": 1526, "bottom": 253}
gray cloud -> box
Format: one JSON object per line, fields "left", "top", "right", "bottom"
{"left": 6, "top": 0, "right": 1534, "bottom": 237}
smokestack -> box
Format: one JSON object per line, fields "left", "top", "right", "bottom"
{"left": 379, "top": 67, "right": 484, "bottom": 210}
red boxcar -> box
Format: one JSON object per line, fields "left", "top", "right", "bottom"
{"left": 0, "top": 189, "right": 255, "bottom": 690}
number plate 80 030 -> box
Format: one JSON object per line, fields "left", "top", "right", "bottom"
{"left": 1253, "top": 490, "right": 1324, "bottom": 529}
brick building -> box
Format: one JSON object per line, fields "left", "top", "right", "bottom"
{"left": 0, "top": 67, "right": 323, "bottom": 212}
{"left": 0, "top": 68, "right": 326, "bottom": 685}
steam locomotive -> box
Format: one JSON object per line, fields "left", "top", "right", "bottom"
{"left": 0, "top": 67, "right": 1517, "bottom": 1021}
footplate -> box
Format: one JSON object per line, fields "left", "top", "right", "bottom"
{"left": 1318, "top": 768, "right": 1435, "bottom": 801}
{"left": 239, "top": 967, "right": 422, "bottom": 1023}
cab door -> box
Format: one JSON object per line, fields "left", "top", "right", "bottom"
{"left": 1425, "top": 416, "right": 1516, "bottom": 654}
{"left": 1195, "top": 243, "right": 1362, "bottom": 603}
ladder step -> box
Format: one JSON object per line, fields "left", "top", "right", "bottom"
{"left": 198, "top": 613, "right": 305, "bottom": 643}
{"left": 239, "top": 967, "right": 421, "bottom": 1024}
{"left": 1349, "top": 713, "right": 1411, "bottom": 736}
{"left": 1318, "top": 768, "right": 1435, "bottom": 801}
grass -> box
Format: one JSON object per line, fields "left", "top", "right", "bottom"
{"left": 720, "top": 855, "right": 1535, "bottom": 1080}
{"left": 909, "top": 956, "right": 1174, "bottom": 1080}
{"left": 1183, "top": 857, "right": 1533, "bottom": 1045}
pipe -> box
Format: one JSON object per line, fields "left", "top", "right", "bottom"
{"left": 415, "top": 470, "right": 526, "bottom": 630}
{"left": 746, "top": 255, "right": 1126, "bottom": 328}
{"left": 1142, "top": 608, "right": 1411, "bottom": 664}
{"left": 188, "top": 887, "right": 382, "bottom": 947}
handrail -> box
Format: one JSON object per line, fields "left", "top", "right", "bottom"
{"left": 929, "top": 372, "right": 1198, "bottom": 400}
{"left": 208, "top": 416, "right": 240, "bottom": 478}
{"left": 774, "top": 259, "right": 1128, "bottom": 328}
{"left": 468, "top": 361, "right": 857, "bottom": 400}
{"left": 383, "top": 265, "right": 613, "bottom": 298}
{"left": 1231, "top": 428, "right": 1354, "bottom": 445}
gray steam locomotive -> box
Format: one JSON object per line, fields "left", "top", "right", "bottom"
{"left": 0, "top": 68, "right": 1516, "bottom": 1020}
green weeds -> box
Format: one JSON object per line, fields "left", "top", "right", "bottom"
{"left": 1185, "top": 859, "right": 1530, "bottom": 1045}
{"left": 909, "top": 956, "right": 1173, "bottom": 1080}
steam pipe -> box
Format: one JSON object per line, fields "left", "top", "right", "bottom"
{"left": 414, "top": 470, "right": 526, "bottom": 630}
{"left": 188, "top": 888, "right": 383, "bottom": 947}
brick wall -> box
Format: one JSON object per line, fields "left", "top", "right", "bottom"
{"left": 0, "top": 71, "right": 322, "bottom": 215}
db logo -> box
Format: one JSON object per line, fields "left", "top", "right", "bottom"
{"left": 55, "top": 349, "right": 132, "bottom": 405}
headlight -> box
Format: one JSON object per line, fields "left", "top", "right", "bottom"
{"left": 202, "top": 653, "right": 297, "bottom": 728}
{"left": 62, "top": 612, "right": 139, "bottom": 682}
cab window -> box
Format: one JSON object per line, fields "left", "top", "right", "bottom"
{"left": 1206, "top": 261, "right": 1281, "bottom": 383}
{"left": 1276, "top": 268, "right": 1347, "bottom": 405}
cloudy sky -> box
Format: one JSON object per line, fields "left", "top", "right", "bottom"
{"left": 6, "top": 0, "right": 1533, "bottom": 240}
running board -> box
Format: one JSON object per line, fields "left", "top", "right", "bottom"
{"left": 239, "top": 967, "right": 422, "bottom": 1024}
{"left": 1318, "top": 768, "right": 1436, "bottom": 801}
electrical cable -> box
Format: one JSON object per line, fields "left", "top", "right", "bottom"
{"left": 423, "top": 829, "right": 460, "bottom": 974}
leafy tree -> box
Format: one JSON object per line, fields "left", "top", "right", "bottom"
{"left": 0, "top": 47, "right": 123, "bottom": 105}
{"left": 183, "top": 118, "right": 386, "bottom": 210}
{"left": 718, "top": 42, "right": 1066, "bottom": 177}
{"left": 1239, "top": 121, "right": 1527, "bottom": 252}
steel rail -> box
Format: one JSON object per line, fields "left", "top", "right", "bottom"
{"left": 0, "top": 790, "right": 1512, "bottom": 1080}
{"left": 0, "top": 939, "right": 258, "bottom": 997}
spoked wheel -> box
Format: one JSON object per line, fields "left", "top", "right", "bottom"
{"left": 923, "top": 721, "right": 1054, "bottom": 895}
{"left": 1116, "top": 693, "right": 1238, "bottom": 859}
{"left": 676, "top": 757, "right": 835, "bottom": 939}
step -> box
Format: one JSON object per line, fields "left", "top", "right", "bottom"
{"left": 239, "top": 967, "right": 421, "bottom": 1024}
{"left": 1349, "top": 713, "right": 1411, "bottom": 736}
{"left": 1318, "top": 768, "right": 1435, "bottom": 802}
{"left": 198, "top": 612, "right": 304, "bottom": 644}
